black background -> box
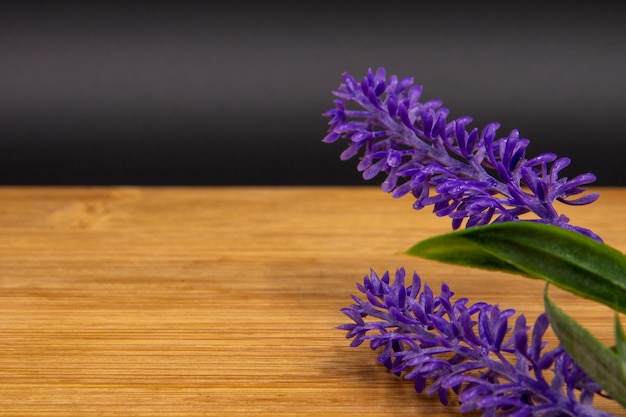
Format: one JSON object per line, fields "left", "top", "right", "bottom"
{"left": 1, "top": 2, "right": 625, "bottom": 186}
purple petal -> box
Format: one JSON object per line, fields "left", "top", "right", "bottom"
{"left": 558, "top": 192, "right": 600, "bottom": 206}
{"left": 322, "top": 132, "right": 340, "bottom": 143}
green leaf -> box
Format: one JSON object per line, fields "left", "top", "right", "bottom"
{"left": 616, "top": 314, "right": 626, "bottom": 372}
{"left": 406, "top": 231, "right": 531, "bottom": 276}
{"left": 544, "top": 286, "right": 626, "bottom": 408}
{"left": 406, "top": 222, "right": 626, "bottom": 314}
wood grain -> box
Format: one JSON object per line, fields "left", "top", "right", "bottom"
{"left": 1, "top": 187, "right": 624, "bottom": 416}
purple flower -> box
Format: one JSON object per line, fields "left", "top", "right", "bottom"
{"left": 338, "top": 268, "right": 613, "bottom": 416}
{"left": 323, "top": 68, "right": 601, "bottom": 241}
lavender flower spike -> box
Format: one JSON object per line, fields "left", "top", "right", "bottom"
{"left": 323, "top": 68, "right": 601, "bottom": 241}
{"left": 339, "top": 268, "right": 613, "bottom": 417}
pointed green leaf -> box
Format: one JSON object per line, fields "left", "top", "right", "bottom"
{"left": 616, "top": 315, "right": 626, "bottom": 371}
{"left": 544, "top": 287, "right": 626, "bottom": 408}
{"left": 406, "top": 222, "right": 626, "bottom": 314}
{"left": 406, "top": 231, "right": 532, "bottom": 276}
{"left": 405, "top": 231, "right": 534, "bottom": 278}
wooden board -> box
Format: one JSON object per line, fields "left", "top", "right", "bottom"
{"left": 1, "top": 187, "right": 624, "bottom": 416}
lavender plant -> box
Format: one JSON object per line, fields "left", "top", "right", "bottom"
{"left": 339, "top": 268, "right": 612, "bottom": 417}
{"left": 325, "top": 68, "right": 626, "bottom": 415}
{"left": 323, "top": 67, "right": 600, "bottom": 241}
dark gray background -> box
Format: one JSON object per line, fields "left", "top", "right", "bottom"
{"left": 1, "top": 2, "right": 624, "bottom": 185}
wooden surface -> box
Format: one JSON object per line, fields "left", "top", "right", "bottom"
{"left": 1, "top": 186, "right": 624, "bottom": 416}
